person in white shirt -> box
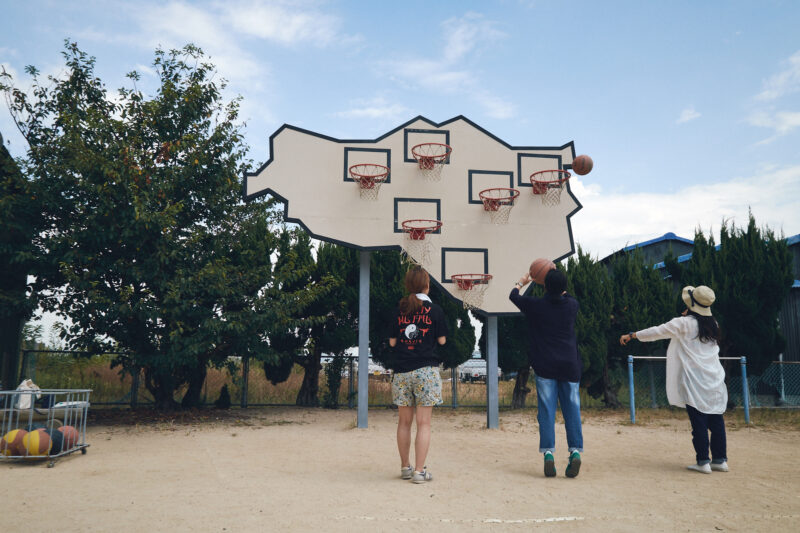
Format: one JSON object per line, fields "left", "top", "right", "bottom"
{"left": 619, "top": 285, "right": 729, "bottom": 474}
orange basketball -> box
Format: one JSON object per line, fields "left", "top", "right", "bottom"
{"left": 22, "top": 428, "right": 52, "bottom": 457}
{"left": 572, "top": 154, "right": 593, "bottom": 175}
{"left": 2, "top": 429, "right": 28, "bottom": 456}
{"left": 58, "top": 425, "right": 80, "bottom": 449}
{"left": 529, "top": 258, "right": 556, "bottom": 286}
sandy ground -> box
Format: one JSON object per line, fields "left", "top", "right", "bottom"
{"left": 1, "top": 407, "right": 798, "bottom": 532}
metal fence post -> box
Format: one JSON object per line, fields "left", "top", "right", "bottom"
{"left": 628, "top": 355, "right": 636, "bottom": 424}
{"left": 130, "top": 361, "right": 140, "bottom": 408}
{"left": 740, "top": 356, "right": 750, "bottom": 424}
{"left": 348, "top": 357, "right": 355, "bottom": 409}
{"left": 241, "top": 356, "right": 250, "bottom": 409}
{"left": 451, "top": 367, "right": 458, "bottom": 409}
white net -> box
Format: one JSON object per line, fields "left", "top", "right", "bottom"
{"left": 412, "top": 143, "right": 451, "bottom": 181}
{"left": 350, "top": 164, "right": 389, "bottom": 200}
{"left": 452, "top": 274, "right": 492, "bottom": 310}
{"left": 400, "top": 220, "right": 441, "bottom": 266}
{"left": 480, "top": 188, "right": 519, "bottom": 225}
{"left": 530, "top": 170, "right": 569, "bottom": 206}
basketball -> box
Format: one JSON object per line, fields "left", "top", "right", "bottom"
{"left": 22, "top": 428, "right": 52, "bottom": 457}
{"left": 47, "top": 428, "right": 64, "bottom": 455}
{"left": 572, "top": 154, "right": 593, "bottom": 175}
{"left": 1, "top": 429, "right": 28, "bottom": 456}
{"left": 58, "top": 425, "right": 80, "bottom": 449}
{"left": 529, "top": 258, "right": 556, "bottom": 286}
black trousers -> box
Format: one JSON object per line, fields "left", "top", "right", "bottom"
{"left": 686, "top": 404, "right": 727, "bottom": 464}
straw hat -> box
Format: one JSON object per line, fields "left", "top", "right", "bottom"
{"left": 682, "top": 285, "right": 715, "bottom": 316}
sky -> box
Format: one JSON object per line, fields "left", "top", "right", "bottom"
{"left": 2, "top": 0, "right": 799, "bottom": 259}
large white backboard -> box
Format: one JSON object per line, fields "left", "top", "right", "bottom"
{"left": 244, "top": 116, "right": 582, "bottom": 315}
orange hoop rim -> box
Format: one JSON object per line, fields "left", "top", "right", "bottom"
{"left": 529, "top": 169, "right": 571, "bottom": 189}
{"left": 411, "top": 142, "right": 452, "bottom": 162}
{"left": 451, "top": 273, "right": 492, "bottom": 290}
{"left": 478, "top": 187, "right": 520, "bottom": 201}
{"left": 401, "top": 219, "right": 443, "bottom": 234}
{"left": 349, "top": 163, "right": 390, "bottom": 181}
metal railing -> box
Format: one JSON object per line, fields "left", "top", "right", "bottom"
{"left": 627, "top": 355, "right": 750, "bottom": 424}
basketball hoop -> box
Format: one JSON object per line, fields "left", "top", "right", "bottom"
{"left": 411, "top": 143, "right": 452, "bottom": 181}
{"left": 451, "top": 273, "right": 492, "bottom": 310}
{"left": 400, "top": 219, "right": 442, "bottom": 266}
{"left": 479, "top": 188, "right": 520, "bottom": 225}
{"left": 349, "top": 163, "right": 390, "bottom": 200}
{"left": 530, "top": 170, "right": 570, "bottom": 206}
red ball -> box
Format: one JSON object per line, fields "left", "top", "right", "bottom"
{"left": 529, "top": 258, "right": 556, "bottom": 286}
{"left": 58, "top": 425, "right": 80, "bottom": 449}
{"left": 572, "top": 154, "right": 593, "bottom": 175}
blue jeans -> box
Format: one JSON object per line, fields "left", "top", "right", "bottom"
{"left": 535, "top": 376, "right": 583, "bottom": 453}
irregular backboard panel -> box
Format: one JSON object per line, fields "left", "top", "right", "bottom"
{"left": 244, "top": 116, "right": 582, "bottom": 315}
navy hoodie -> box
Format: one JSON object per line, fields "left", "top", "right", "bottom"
{"left": 509, "top": 288, "right": 582, "bottom": 382}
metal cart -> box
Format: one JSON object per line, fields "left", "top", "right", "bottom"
{"left": 1, "top": 389, "right": 91, "bottom": 467}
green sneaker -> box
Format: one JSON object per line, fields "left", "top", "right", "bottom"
{"left": 565, "top": 451, "right": 581, "bottom": 478}
{"left": 543, "top": 452, "right": 556, "bottom": 478}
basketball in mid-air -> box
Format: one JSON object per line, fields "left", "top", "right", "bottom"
{"left": 572, "top": 155, "right": 593, "bottom": 175}
{"left": 22, "top": 428, "right": 52, "bottom": 457}
{"left": 529, "top": 258, "right": 556, "bottom": 286}
{"left": 1, "top": 429, "right": 28, "bottom": 456}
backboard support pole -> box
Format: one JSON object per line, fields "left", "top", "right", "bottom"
{"left": 486, "top": 315, "right": 499, "bottom": 429}
{"left": 357, "top": 250, "right": 370, "bottom": 428}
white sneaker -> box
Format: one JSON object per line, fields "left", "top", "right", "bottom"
{"left": 710, "top": 461, "right": 729, "bottom": 472}
{"left": 401, "top": 465, "right": 414, "bottom": 479}
{"left": 687, "top": 463, "right": 712, "bottom": 474}
{"left": 411, "top": 467, "right": 432, "bottom": 484}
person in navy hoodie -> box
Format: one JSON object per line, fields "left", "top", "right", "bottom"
{"left": 510, "top": 268, "right": 583, "bottom": 478}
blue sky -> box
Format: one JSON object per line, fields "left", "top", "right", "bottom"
{"left": 2, "top": 0, "right": 799, "bottom": 260}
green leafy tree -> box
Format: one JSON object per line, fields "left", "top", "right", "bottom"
{"left": 2, "top": 42, "right": 331, "bottom": 409}
{"left": 566, "top": 247, "right": 615, "bottom": 404}
{"left": 667, "top": 215, "right": 793, "bottom": 375}
{"left": 607, "top": 249, "right": 674, "bottom": 407}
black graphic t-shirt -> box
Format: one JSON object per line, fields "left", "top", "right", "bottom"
{"left": 392, "top": 299, "right": 449, "bottom": 374}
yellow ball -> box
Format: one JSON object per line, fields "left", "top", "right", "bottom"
{"left": 22, "top": 428, "right": 52, "bottom": 457}
{"left": 1, "top": 429, "right": 28, "bottom": 456}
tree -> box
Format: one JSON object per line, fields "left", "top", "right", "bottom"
{"left": 667, "top": 215, "right": 793, "bottom": 375}
{"left": 606, "top": 248, "right": 674, "bottom": 407}
{"left": 566, "top": 247, "right": 614, "bottom": 405}
{"left": 2, "top": 42, "right": 332, "bottom": 408}
{"left": 0, "top": 138, "right": 40, "bottom": 389}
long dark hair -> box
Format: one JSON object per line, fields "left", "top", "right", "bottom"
{"left": 398, "top": 267, "right": 429, "bottom": 315}
{"left": 687, "top": 310, "right": 721, "bottom": 344}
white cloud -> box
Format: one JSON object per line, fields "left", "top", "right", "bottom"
{"left": 334, "top": 97, "right": 409, "bottom": 120}
{"left": 755, "top": 50, "right": 800, "bottom": 101}
{"left": 571, "top": 165, "right": 800, "bottom": 259}
{"left": 221, "top": 0, "right": 343, "bottom": 46}
{"left": 748, "top": 110, "right": 800, "bottom": 144}
{"left": 381, "top": 13, "right": 512, "bottom": 119}
{"left": 676, "top": 107, "right": 700, "bottom": 124}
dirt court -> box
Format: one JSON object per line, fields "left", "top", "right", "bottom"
{"left": 1, "top": 407, "right": 798, "bottom": 532}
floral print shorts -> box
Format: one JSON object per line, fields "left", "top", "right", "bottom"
{"left": 392, "top": 366, "right": 442, "bottom": 407}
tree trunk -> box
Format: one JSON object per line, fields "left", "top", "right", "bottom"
{"left": 511, "top": 367, "right": 532, "bottom": 409}
{"left": 602, "top": 359, "right": 621, "bottom": 408}
{"left": 296, "top": 347, "right": 322, "bottom": 407}
{"left": 0, "top": 315, "right": 24, "bottom": 390}
{"left": 145, "top": 368, "right": 179, "bottom": 411}
{"left": 181, "top": 360, "right": 208, "bottom": 408}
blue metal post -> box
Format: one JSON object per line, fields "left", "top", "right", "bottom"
{"left": 628, "top": 355, "right": 636, "bottom": 424}
{"left": 486, "top": 316, "right": 499, "bottom": 429}
{"left": 740, "top": 356, "right": 750, "bottom": 425}
{"left": 357, "top": 251, "right": 370, "bottom": 428}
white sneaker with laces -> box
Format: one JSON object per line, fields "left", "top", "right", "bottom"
{"left": 710, "top": 461, "right": 729, "bottom": 472}
{"left": 687, "top": 463, "right": 712, "bottom": 474}
{"left": 401, "top": 465, "right": 414, "bottom": 479}
{"left": 411, "top": 467, "right": 432, "bottom": 484}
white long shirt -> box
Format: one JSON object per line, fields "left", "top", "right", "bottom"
{"left": 636, "top": 316, "right": 728, "bottom": 414}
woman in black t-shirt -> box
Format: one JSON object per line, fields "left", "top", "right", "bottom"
{"left": 389, "top": 267, "right": 448, "bottom": 484}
